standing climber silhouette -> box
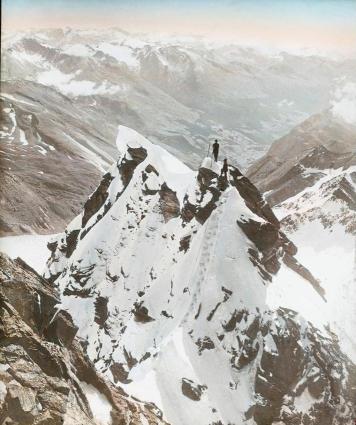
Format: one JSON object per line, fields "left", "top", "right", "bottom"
{"left": 221, "top": 158, "right": 228, "bottom": 178}
{"left": 212, "top": 139, "right": 219, "bottom": 162}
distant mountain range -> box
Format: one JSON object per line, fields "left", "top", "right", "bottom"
{"left": 2, "top": 27, "right": 356, "bottom": 169}
{"left": 1, "top": 28, "right": 356, "bottom": 236}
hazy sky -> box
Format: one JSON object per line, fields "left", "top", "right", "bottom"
{"left": 3, "top": 0, "right": 356, "bottom": 53}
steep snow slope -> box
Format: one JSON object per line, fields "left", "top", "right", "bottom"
{"left": 45, "top": 126, "right": 356, "bottom": 425}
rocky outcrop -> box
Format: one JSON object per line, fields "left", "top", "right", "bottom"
{"left": 238, "top": 220, "right": 294, "bottom": 276}
{"left": 159, "top": 183, "right": 180, "bottom": 222}
{"left": 193, "top": 163, "right": 279, "bottom": 228}
{"left": 82, "top": 172, "right": 114, "bottom": 227}
{"left": 118, "top": 146, "right": 148, "bottom": 189}
{"left": 229, "top": 167, "right": 279, "bottom": 226}
{"left": 132, "top": 302, "right": 155, "bottom": 323}
{"left": 0, "top": 252, "right": 168, "bottom": 425}
{"left": 242, "top": 308, "right": 356, "bottom": 425}
{"left": 181, "top": 379, "right": 207, "bottom": 401}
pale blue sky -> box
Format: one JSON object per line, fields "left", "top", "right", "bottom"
{"left": 3, "top": 0, "right": 356, "bottom": 53}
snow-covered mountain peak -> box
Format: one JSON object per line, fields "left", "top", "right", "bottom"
{"left": 44, "top": 127, "right": 355, "bottom": 424}
{"left": 116, "top": 125, "right": 194, "bottom": 203}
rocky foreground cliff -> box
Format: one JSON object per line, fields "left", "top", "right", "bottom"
{"left": 43, "top": 126, "right": 356, "bottom": 425}
{"left": 0, "top": 252, "right": 168, "bottom": 424}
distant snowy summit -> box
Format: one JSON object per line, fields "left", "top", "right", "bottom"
{"left": 44, "top": 126, "right": 356, "bottom": 425}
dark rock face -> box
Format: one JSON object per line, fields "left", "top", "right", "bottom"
{"left": 238, "top": 220, "right": 279, "bottom": 251}
{"left": 82, "top": 172, "right": 114, "bottom": 227}
{"left": 44, "top": 309, "right": 79, "bottom": 348}
{"left": 181, "top": 167, "right": 221, "bottom": 225}
{"left": 223, "top": 309, "right": 246, "bottom": 332}
{"left": 179, "top": 235, "right": 191, "bottom": 252}
{"left": 248, "top": 142, "right": 356, "bottom": 209}
{"left": 181, "top": 378, "right": 207, "bottom": 401}
{"left": 110, "top": 362, "right": 132, "bottom": 384}
{"left": 118, "top": 146, "right": 147, "bottom": 189}
{"left": 159, "top": 183, "right": 180, "bottom": 222}
{"left": 238, "top": 220, "right": 293, "bottom": 275}
{"left": 195, "top": 167, "right": 221, "bottom": 224}
{"left": 132, "top": 302, "right": 155, "bottom": 323}
{"left": 196, "top": 336, "right": 215, "bottom": 354}
{"left": 227, "top": 308, "right": 356, "bottom": 425}
{"left": 238, "top": 215, "right": 324, "bottom": 291}
{"left": 0, "top": 253, "right": 168, "bottom": 425}
{"left": 64, "top": 229, "right": 81, "bottom": 258}
{"left": 181, "top": 196, "right": 197, "bottom": 223}
{"left": 332, "top": 176, "right": 356, "bottom": 211}
{"left": 94, "top": 296, "right": 109, "bottom": 328}
{"left": 229, "top": 167, "right": 279, "bottom": 227}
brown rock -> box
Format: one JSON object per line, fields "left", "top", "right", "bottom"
{"left": 181, "top": 378, "right": 207, "bottom": 401}
{"left": 82, "top": 172, "right": 114, "bottom": 227}
{"left": 159, "top": 183, "right": 180, "bottom": 222}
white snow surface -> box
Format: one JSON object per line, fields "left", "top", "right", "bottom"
{"left": 294, "top": 387, "right": 319, "bottom": 413}
{"left": 0, "top": 381, "right": 6, "bottom": 404}
{"left": 97, "top": 43, "right": 139, "bottom": 68}
{"left": 331, "top": 82, "right": 356, "bottom": 125}
{"left": 272, "top": 220, "right": 356, "bottom": 362}
{"left": 80, "top": 382, "right": 112, "bottom": 425}
{"left": 37, "top": 67, "right": 123, "bottom": 97}
{"left": 0, "top": 234, "right": 56, "bottom": 274}
{"left": 116, "top": 126, "right": 194, "bottom": 202}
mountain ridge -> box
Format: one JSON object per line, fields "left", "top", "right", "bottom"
{"left": 43, "top": 125, "right": 355, "bottom": 425}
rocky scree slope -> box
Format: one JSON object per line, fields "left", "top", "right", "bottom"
{"left": 0, "top": 252, "right": 168, "bottom": 425}
{"left": 45, "top": 126, "right": 356, "bottom": 425}
{"left": 248, "top": 141, "right": 356, "bottom": 234}
{"left": 247, "top": 109, "right": 356, "bottom": 212}
{"left": 0, "top": 92, "right": 106, "bottom": 236}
